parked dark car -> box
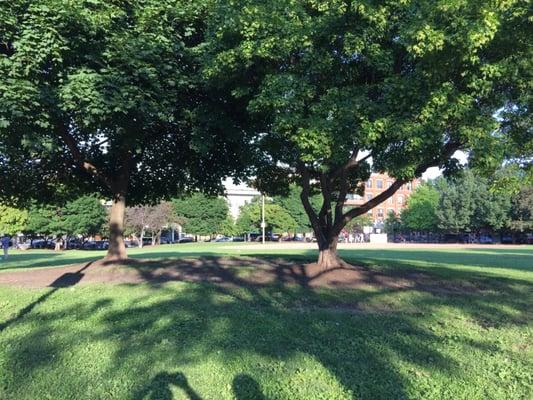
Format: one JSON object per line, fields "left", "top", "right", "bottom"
{"left": 479, "top": 235, "right": 493, "bottom": 244}
{"left": 178, "top": 237, "right": 194, "bottom": 243}
{"left": 82, "top": 241, "right": 97, "bottom": 250}
{"left": 215, "top": 236, "right": 232, "bottom": 242}
{"left": 67, "top": 238, "right": 83, "bottom": 249}
{"left": 500, "top": 235, "right": 513, "bottom": 244}
{"left": 31, "top": 238, "right": 53, "bottom": 249}
{"left": 232, "top": 236, "right": 245, "bottom": 242}
{"left": 124, "top": 239, "right": 138, "bottom": 248}
{"left": 255, "top": 234, "right": 281, "bottom": 242}
{"left": 95, "top": 240, "right": 109, "bottom": 250}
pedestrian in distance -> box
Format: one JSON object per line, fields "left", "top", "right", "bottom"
{"left": 1, "top": 234, "right": 10, "bottom": 260}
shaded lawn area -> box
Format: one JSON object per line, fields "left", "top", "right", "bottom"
{"left": 0, "top": 246, "right": 531, "bottom": 399}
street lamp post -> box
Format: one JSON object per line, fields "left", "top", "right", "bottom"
{"left": 261, "top": 194, "right": 266, "bottom": 244}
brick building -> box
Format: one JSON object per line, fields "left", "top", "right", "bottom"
{"left": 345, "top": 173, "right": 420, "bottom": 224}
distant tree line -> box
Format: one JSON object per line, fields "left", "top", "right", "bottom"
{"left": 385, "top": 169, "right": 532, "bottom": 240}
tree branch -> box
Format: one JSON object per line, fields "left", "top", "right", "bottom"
{"left": 330, "top": 151, "right": 371, "bottom": 181}
{"left": 297, "top": 162, "right": 324, "bottom": 242}
{"left": 333, "top": 140, "right": 463, "bottom": 233}
{"left": 58, "top": 125, "right": 113, "bottom": 189}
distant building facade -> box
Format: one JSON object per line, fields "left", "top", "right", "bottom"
{"left": 345, "top": 173, "right": 421, "bottom": 224}
{"left": 223, "top": 179, "right": 261, "bottom": 219}
{"left": 223, "top": 174, "right": 420, "bottom": 224}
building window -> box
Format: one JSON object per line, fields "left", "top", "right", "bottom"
{"left": 397, "top": 195, "right": 404, "bottom": 205}
{"left": 387, "top": 197, "right": 393, "bottom": 204}
{"left": 407, "top": 182, "right": 412, "bottom": 191}
{"left": 378, "top": 208, "right": 384, "bottom": 217}
{"left": 366, "top": 194, "right": 373, "bottom": 201}
{"left": 366, "top": 179, "right": 372, "bottom": 188}
{"left": 376, "top": 179, "right": 383, "bottom": 189}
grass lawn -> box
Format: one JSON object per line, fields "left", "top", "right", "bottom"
{"left": 0, "top": 244, "right": 532, "bottom": 399}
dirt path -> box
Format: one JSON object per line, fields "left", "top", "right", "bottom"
{"left": 0, "top": 256, "right": 484, "bottom": 295}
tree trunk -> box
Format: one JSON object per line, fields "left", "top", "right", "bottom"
{"left": 106, "top": 194, "right": 127, "bottom": 261}
{"left": 316, "top": 234, "right": 344, "bottom": 269}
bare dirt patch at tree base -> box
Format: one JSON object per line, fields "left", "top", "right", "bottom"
{"left": 0, "top": 256, "right": 483, "bottom": 295}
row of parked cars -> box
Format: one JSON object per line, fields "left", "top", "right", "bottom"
{"left": 26, "top": 238, "right": 110, "bottom": 250}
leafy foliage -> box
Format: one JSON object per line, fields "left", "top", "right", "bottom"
{"left": 0, "top": 0, "right": 251, "bottom": 257}
{"left": 0, "top": 204, "right": 28, "bottom": 235}
{"left": 205, "top": 0, "right": 531, "bottom": 264}
{"left": 401, "top": 183, "right": 440, "bottom": 232}
{"left": 384, "top": 211, "right": 402, "bottom": 235}
{"left": 26, "top": 204, "right": 64, "bottom": 236}
{"left": 173, "top": 193, "right": 230, "bottom": 236}
{"left": 273, "top": 184, "right": 321, "bottom": 232}
{"left": 510, "top": 186, "right": 533, "bottom": 232}
{"left": 62, "top": 195, "right": 108, "bottom": 237}
{"left": 436, "top": 171, "right": 512, "bottom": 233}
{"left": 236, "top": 198, "right": 297, "bottom": 234}
{"left": 344, "top": 214, "right": 372, "bottom": 233}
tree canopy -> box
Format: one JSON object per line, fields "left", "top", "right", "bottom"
{"left": 0, "top": 204, "right": 28, "bottom": 236}
{"left": 62, "top": 195, "right": 108, "bottom": 237}
{"left": 0, "top": 0, "right": 249, "bottom": 259}
{"left": 173, "top": 193, "right": 230, "bottom": 236}
{"left": 436, "top": 171, "right": 512, "bottom": 233}
{"left": 273, "top": 184, "right": 321, "bottom": 233}
{"left": 236, "top": 198, "right": 296, "bottom": 235}
{"left": 401, "top": 183, "right": 440, "bottom": 232}
{"left": 205, "top": 0, "right": 531, "bottom": 267}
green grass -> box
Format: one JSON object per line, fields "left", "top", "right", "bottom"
{"left": 0, "top": 245, "right": 532, "bottom": 399}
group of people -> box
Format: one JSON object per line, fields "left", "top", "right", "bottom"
{"left": 1, "top": 234, "right": 10, "bottom": 260}
{"left": 339, "top": 232, "right": 366, "bottom": 243}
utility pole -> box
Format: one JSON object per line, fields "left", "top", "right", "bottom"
{"left": 261, "top": 194, "right": 266, "bottom": 244}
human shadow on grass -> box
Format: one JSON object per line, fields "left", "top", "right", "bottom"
{"left": 0, "top": 261, "right": 94, "bottom": 333}
{"left": 133, "top": 371, "right": 202, "bottom": 400}
{"left": 232, "top": 374, "right": 266, "bottom": 400}
{"left": 1, "top": 256, "right": 531, "bottom": 399}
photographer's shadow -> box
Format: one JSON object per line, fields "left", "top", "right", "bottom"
{"left": 232, "top": 374, "right": 266, "bottom": 400}
{"left": 133, "top": 371, "right": 201, "bottom": 400}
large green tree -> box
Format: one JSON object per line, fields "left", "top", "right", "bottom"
{"left": 26, "top": 204, "right": 64, "bottom": 237}
{"left": 173, "top": 193, "right": 230, "bottom": 237}
{"left": 206, "top": 0, "right": 530, "bottom": 268}
{"left": 273, "top": 184, "right": 321, "bottom": 233}
{"left": 63, "top": 195, "right": 108, "bottom": 239}
{"left": 509, "top": 186, "right": 532, "bottom": 233}
{"left": 436, "top": 171, "right": 512, "bottom": 234}
{"left": 236, "top": 198, "right": 297, "bottom": 235}
{"left": 0, "top": 0, "right": 248, "bottom": 260}
{"left": 0, "top": 204, "right": 28, "bottom": 236}
{"left": 401, "top": 183, "right": 440, "bottom": 232}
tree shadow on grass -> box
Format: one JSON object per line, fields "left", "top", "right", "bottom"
{"left": 0, "top": 255, "right": 531, "bottom": 399}
{"left": 0, "top": 261, "right": 94, "bottom": 332}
